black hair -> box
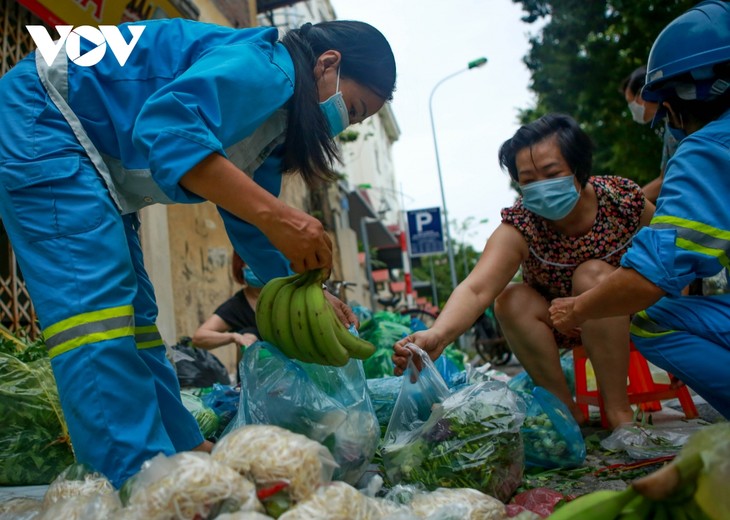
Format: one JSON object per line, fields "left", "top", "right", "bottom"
{"left": 660, "top": 61, "right": 730, "bottom": 127}
{"left": 498, "top": 113, "right": 593, "bottom": 186}
{"left": 619, "top": 65, "right": 647, "bottom": 96}
{"left": 279, "top": 20, "right": 397, "bottom": 187}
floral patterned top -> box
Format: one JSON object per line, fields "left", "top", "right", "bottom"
{"left": 501, "top": 175, "right": 645, "bottom": 302}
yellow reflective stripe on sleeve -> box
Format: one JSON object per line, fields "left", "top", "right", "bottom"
{"left": 630, "top": 310, "right": 676, "bottom": 338}
{"left": 651, "top": 215, "right": 730, "bottom": 269}
{"left": 43, "top": 305, "right": 134, "bottom": 359}
{"left": 675, "top": 238, "right": 730, "bottom": 270}
{"left": 135, "top": 325, "right": 164, "bottom": 350}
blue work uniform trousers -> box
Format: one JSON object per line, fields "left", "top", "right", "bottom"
{"left": 0, "top": 59, "right": 203, "bottom": 487}
{"left": 632, "top": 294, "right": 730, "bottom": 419}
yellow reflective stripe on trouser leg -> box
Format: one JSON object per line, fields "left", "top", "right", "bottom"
{"left": 630, "top": 310, "right": 677, "bottom": 339}
{"left": 135, "top": 325, "right": 164, "bottom": 349}
{"left": 43, "top": 305, "right": 135, "bottom": 359}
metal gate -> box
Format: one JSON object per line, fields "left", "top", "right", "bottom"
{"left": 0, "top": 0, "right": 43, "bottom": 337}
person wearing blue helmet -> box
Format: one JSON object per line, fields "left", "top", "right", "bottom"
{"left": 0, "top": 19, "right": 396, "bottom": 486}
{"left": 551, "top": 0, "right": 730, "bottom": 419}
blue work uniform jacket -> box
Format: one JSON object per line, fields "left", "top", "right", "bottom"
{"left": 621, "top": 108, "right": 730, "bottom": 295}
{"left": 38, "top": 19, "right": 295, "bottom": 282}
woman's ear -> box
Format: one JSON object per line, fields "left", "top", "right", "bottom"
{"left": 314, "top": 50, "right": 341, "bottom": 79}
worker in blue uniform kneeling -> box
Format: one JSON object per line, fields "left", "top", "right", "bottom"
{"left": 550, "top": 0, "right": 730, "bottom": 419}
{"left": 0, "top": 18, "right": 396, "bottom": 487}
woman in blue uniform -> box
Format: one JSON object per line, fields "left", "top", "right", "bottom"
{"left": 0, "top": 19, "right": 396, "bottom": 486}
{"left": 550, "top": 0, "right": 730, "bottom": 419}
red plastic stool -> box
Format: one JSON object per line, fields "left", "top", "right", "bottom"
{"left": 573, "top": 342, "right": 698, "bottom": 428}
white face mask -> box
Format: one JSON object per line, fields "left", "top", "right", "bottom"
{"left": 628, "top": 100, "right": 648, "bottom": 125}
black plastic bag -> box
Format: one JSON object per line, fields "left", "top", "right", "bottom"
{"left": 171, "top": 338, "right": 230, "bottom": 387}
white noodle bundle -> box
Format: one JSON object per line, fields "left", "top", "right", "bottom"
{"left": 278, "top": 481, "right": 384, "bottom": 520}
{"left": 125, "top": 452, "right": 262, "bottom": 520}
{"left": 216, "top": 512, "right": 274, "bottom": 520}
{"left": 38, "top": 493, "right": 121, "bottom": 520}
{"left": 42, "top": 466, "right": 115, "bottom": 509}
{"left": 0, "top": 497, "right": 43, "bottom": 520}
{"left": 408, "top": 488, "right": 506, "bottom": 520}
{"left": 213, "top": 425, "right": 336, "bottom": 503}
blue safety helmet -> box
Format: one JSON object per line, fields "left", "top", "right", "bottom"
{"left": 642, "top": 0, "right": 730, "bottom": 103}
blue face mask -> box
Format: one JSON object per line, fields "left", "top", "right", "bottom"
{"left": 521, "top": 175, "right": 581, "bottom": 221}
{"left": 319, "top": 67, "right": 349, "bottom": 138}
{"left": 242, "top": 267, "right": 266, "bottom": 288}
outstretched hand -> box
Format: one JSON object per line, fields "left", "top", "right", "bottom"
{"left": 549, "top": 297, "right": 584, "bottom": 334}
{"left": 392, "top": 331, "right": 444, "bottom": 376}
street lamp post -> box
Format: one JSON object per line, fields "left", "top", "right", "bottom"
{"left": 429, "top": 57, "right": 487, "bottom": 292}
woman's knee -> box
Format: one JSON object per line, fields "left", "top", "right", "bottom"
{"left": 495, "top": 283, "right": 546, "bottom": 324}
{"left": 572, "top": 260, "right": 616, "bottom": 295}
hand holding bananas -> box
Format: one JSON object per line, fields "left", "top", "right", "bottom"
{"left": 255, "top": 270, "right": 375, "bottom": 366}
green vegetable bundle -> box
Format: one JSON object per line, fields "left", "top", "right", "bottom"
{"left": 0, "top": 351, "right": 75, "bottom": 485}
{"left": 180, "top": 390, "right": 220, "bottom": 439}
{"left": 382, "top": 381, "right": 526, "bottom": 502}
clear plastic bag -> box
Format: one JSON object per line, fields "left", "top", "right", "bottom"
{"left": 383, "top": 346, "right": 451, "bottom": 447}
{"left": 213, "top": 424, "right": 336, "bottom": 504}
{"left": 0, "top": 497, "right": 43, "bottom": 520}
{"left": 180, "top": 390, "right": 220, "bottom": 439}
{"left": 228, "top": 341, "right": 379, "bottom": 485}
{"left": 42, "top": 463, "right": 115, "bottom": 509}
{"left": 521, "top": 387, "right": 586, "bottom": 469}
{"left": 381, "top": 485, "right": 507, "bottom": 520}
{"left": 366, "top": 376, "right": 402, "bottom": 428}
{"left": 124, "top": 451, "right": 262, "bottom": 519}
{"left": 38, "top": 493, "right": 121, "bottom": 520}
{"left": 382, "top": 346, "right": 526, "bottom": 502}
{"left": 278, "top": 481, "right": 385, "bottom": 520}
{"left": 600, "top": 422, "right": 700, "bottom": 459}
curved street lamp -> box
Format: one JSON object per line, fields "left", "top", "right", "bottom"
{"left": 429, "top": 57, "right": 488, "bottom": 291}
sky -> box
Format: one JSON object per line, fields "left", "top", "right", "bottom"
{"left": 329, "top": 0, "right": 542, "bottom": 251}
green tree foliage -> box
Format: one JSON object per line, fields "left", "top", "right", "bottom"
{"left": 514, "top": 0, "right": 696, "bottom": 185}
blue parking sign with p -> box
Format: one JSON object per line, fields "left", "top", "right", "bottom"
{"left": 407, "top": 207, "right": 445, "bottom": 257}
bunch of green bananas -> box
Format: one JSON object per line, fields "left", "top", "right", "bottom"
{"left": 548, "top": 435, "right": 723, "bottom": 520}
{"left": 547, "top": 485, "right": 710, "bottom": 520}
{"left": 255, "top": 270, "right": 376, "bottom": 366}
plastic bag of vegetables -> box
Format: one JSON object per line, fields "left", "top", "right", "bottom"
{"left": 0, "top": 344, "right": 74, "bottom": 485}
{"left": 180, "top": 390, "right": 220, "bottom": 439}
{"left": 229, "top": 342, "right": 379, "bottom": 485}
{"left": 521, "top": 387, "right": 585, "bottom": 469}
{"left": 123, "top": 451, "right": 262, "bottom": 519}
{"left": 212, "top": 424, "right": 336, "bottom": 504}
{"left": 382, "top": 347, "right": 526, "bottom": 502}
